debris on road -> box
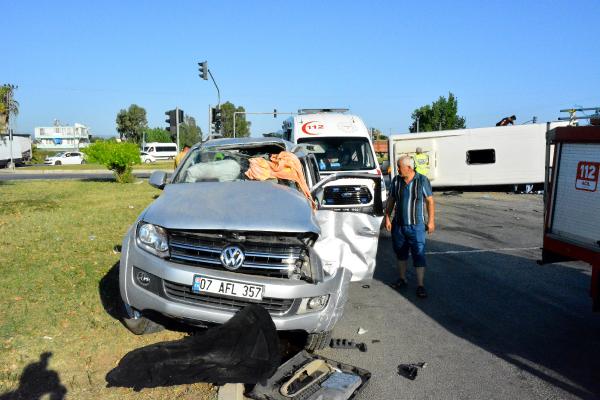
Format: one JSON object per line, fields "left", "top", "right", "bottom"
{"left": 329, "top": 338, "right": 367, "bottom": 352}
{"left": 397, "top": 363, "right": 428, "bottom": 381}
{"left": 357, "top": 327, "right": 368, "bottom": 335}
{"left": 361, "top": 284, "right": 370, "bottom": 289}
{"left": 249, "top": 351, "right": 371, "bottom": 400}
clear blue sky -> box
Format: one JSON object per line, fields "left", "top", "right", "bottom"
{"left": 4, "top": 0, "right": 600, "bottom": 137}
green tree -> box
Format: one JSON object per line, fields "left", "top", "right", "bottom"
{"left": 82, "top": 141, "right": 141, "bottom": 183}
{"left": 0, "top": 85, "right": 19, "bottom": 134}
{"left": 220, "top": 101, "right": 251, "bottom": 138}
{"left": 144, "top": 127, "right": 171, "bottom": 143}
{"left": 116, "top": 104, "right": 148, "bottom": 143}
{"left": 178, "top": 116, "right": 202, "bottom": 147}
{"left": 409, "top": 92, "right": 466, "bottom": 133}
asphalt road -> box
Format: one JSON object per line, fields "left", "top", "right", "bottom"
{"left": 318, "top": 192, "right": 600, "bottom": 400}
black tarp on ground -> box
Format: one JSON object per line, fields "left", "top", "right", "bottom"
{"left": 106, "top": 304, "right": 281, "bottom": 391}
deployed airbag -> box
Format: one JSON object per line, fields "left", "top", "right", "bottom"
{"left": 106, "top": 305, "right": 281, "bottom": 390}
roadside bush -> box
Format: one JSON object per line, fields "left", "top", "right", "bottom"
{"left": 30, "top": 145, "right": 53, "bottom": 164}
{"left": 82, "top": 141, "right": 140, "bottom": 183}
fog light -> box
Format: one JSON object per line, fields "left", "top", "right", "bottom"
{"left": 308, "top": 295, "right": 329, "bottom": 310}
{"left": 136, "top": 270, "right": 151, "bottom": 287}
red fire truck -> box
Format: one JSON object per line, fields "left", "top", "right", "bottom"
{"left": 541, "top": 125, "right": 600, "bottom": 311}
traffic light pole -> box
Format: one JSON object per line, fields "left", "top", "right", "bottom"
{"left": 233, "top": 111, "right": 296, "bottom": 138}
{"left": 176, "top": 106, "right": 180, "bottom": 151}
{"left": 207, "top": 70, "right": 220, "bottom": 108}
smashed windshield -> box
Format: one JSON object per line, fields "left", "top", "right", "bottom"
{"left": 297, "top": 137, "right": 376, "bottom": 172}
{"left": 172, "top": 148, "right": 300, "bottom": 193}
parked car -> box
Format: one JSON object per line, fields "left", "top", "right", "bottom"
{"left": 140, "top": 151, "right": 156, "bottom": 164}
{"left": 119, "top": 137, "right": 383, "bottom": 350}
{"left": 44, "top": 151, "right": 85, "bottom": 165}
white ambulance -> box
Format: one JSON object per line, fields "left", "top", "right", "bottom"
{"left": 282, "top": 109, "right": 386, "bottom": 211}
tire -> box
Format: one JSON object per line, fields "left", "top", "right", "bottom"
{"left": 304, "top": 330, "right": 332, "bottom": 352}
{"left": 144, "top": 159, "right": 151, "bottom": 164}
{"left": 55, "top": 161, "right": 62, "bottom": 166}
{"left": 122, "top": 313, "right": 164, "bottom": 335}
{"left": 81, "top": 160, "right": 86, "bottom": 165}
{"left": 121, "top": 302, "right": 164, "bottom": 335}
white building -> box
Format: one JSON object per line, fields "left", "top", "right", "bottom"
{"left": 35, "top": 122, "right": 91, "bottom": 151}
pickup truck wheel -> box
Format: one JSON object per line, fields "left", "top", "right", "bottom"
{"left": 55, "top": 161, "right": 61, "bottom": 166}
{"left": 122, "top": 314, "right": 164, "bottom": 335}
{"left": 305, "top": 330, "right": 332, "bottom": 351}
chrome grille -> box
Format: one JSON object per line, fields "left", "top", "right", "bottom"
{"left": 167, "top": 231, "right": 306, "bottom": 278}
{"left": 163, "top": 280, "right": 294, "bottom": 315}
{"left": 323, "top": 185, "right": 372, "bottom": 206}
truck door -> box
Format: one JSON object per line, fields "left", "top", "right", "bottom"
{"left": 306, "top": 155, "right": 384, "bottom": 282}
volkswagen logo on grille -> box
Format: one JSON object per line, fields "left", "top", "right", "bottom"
{"left": 220, "top": 245, "right": 245, "bottom": 271}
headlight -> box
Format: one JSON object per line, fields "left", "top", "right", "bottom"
{"left": 136, "top": 222, "right": 169, "bottom": 257}
{"left": 297, "top": 295, "right": 329, "bottom": 314}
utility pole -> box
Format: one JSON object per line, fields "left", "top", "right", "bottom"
{"left": 416, "top": 115, "right": 420, "bottom": 133}
{"left": 3, "top": 85, "right": 18, "bottom": 170}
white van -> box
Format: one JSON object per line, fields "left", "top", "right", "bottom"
{"left": 282, "top": 109, "right": 386, "bottom": 211}
{"left": 142, "top": 142, "right": 178, "bottom": 160}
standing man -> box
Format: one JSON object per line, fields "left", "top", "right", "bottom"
{"left": 385, "top": 156, "right": 435, "bottom": 298}
{"left": 174, "top": 145, "right": 190, "bottom": 168}
{"left": 413, "top": 147, "right": 430, "bottom": 176}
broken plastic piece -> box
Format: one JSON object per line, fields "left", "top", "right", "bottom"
{"left": 397, "top": 363, "right": 428, "bottom": 381}
{"left": 398, "top": 364, "right": 418, "bottom": 380}
{"left": 361, "top": 284, "right": 370, "bottom": 289}
{"left": 371, "top": 339, "right": 381, "bottom": 344}
{"left": 329, "top": 338, "right": 367, "bottom": 352}
{"left": 357, "top": 327, "right": 368, "bottom": 335}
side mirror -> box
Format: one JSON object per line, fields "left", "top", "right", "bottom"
{"left": 149, "top": 171, "right": 168, "bottom": 190}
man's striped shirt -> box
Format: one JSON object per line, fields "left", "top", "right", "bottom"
{"left": 391, "top": 173, "right": 433, "bottom": 225}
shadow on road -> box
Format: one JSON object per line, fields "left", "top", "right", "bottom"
{"left": 0, "top": 352, "right": 67, "bottom": 400}
{"left": 374, "top": 232, "right": 600, "bottom": 399}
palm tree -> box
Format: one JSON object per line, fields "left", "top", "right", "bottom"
{"left": 0, "top": 84, "right": 19, "bottom": 134}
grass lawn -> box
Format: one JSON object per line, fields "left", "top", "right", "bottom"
{"left": 0, "top": 180, "right": 215, "bottom": 399}
{"left": 23, "top": 161, "right": 174, "bottom": 171}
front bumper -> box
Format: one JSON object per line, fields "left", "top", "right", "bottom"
{"left": 119, "top": 229, "right": 351, "bottom": 334}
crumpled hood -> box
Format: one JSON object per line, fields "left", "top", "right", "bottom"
{"left": 142, "top": 181, "right": 320, "bottom": 234}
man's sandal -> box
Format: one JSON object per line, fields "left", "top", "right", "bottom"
{"left": 390, "top": 278, "right": 407, "bottom": 289}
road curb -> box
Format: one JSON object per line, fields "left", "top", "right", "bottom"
{"left": 0, "top": 169, "right": 172, "bottom": 175}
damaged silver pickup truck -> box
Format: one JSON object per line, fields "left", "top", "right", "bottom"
{"left": 119, "top": 137, "right": 383, "bottom": 350}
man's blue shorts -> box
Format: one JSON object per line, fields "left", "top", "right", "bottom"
{"left": 391, "top": 223, "right": 427, "bottom": 267}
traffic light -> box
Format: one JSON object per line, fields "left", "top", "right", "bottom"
{"left": 274, "top": 109, "right": 277, "bottom": 118}
{"left": 165, "top": 109, "right": 184, "bottom": 142}
{"left": 165, "top": 110, "right": 176, "bottom": 132}
{"left": 211, "top": 106, "right": 223, "bottom": 135}
{"left": 198, "top": 61, "right": 208, "bottom": 80}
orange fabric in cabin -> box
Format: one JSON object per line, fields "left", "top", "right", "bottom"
{"left": 245, "top": 152, "right": 315, "bottom": 208}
